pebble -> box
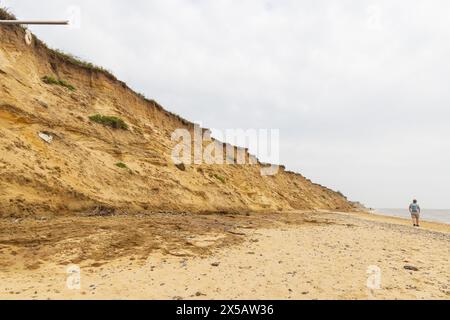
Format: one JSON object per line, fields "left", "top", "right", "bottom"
{"left": 404, "top": 265, "right": 419, "bottom": 272}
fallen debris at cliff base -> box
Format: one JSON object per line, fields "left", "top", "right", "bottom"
{"left": 0, "top": 211, "right": 326, "bottom": 271}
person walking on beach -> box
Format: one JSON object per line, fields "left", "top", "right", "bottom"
{"left": 409, "top": 199, "right": 421, "bottom": 227}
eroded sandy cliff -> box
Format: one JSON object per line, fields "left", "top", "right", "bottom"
{"left": 0, "top": 15, "right": 352, "bottom": 217}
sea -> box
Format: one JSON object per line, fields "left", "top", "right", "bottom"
{"left": 374, "top": 208, "right": 450, "bottom": 225}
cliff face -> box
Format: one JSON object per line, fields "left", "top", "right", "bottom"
{"left": 0, "top": 19, "right": 353, "bottom": 217}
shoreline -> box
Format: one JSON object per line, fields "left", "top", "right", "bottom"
{"left": 345, "top": 210, "right": 450, "bottom": 233}
{"left": 0, "top": 211, "right": 449, "bottom": 300}
{"left": 370, "top": 209, "right": 450, "bottom": 226}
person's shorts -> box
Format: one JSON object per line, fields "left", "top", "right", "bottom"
{"left": 411, "top": 212, "right": 420, "bottom": 219}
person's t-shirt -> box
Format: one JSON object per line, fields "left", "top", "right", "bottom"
{"left": 409, "top": 203, "right": 421, "bottom": 213}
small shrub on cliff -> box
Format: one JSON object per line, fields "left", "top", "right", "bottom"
{"left": 213, "top": 174, "right": 226, "bottom": 184}
{"left": 42, "top": 76, "right": 76, "bottom": 91}
{"left": 58, "top": 79, "right": 76, "bottom": 91}
{"left": 42, "top": 76, "right": 59, "bottom": 85}
{"left": 115, "top": 162, "right": 128, "bottom": 169}
{"left": 89, "top": 114, "right": 128, "bottom": 130}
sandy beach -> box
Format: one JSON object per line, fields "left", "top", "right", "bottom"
{"left": 0, "top": 210, "right": 448, "bottom": 300}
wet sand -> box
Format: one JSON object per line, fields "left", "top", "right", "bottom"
{"left": 0, "top": 211, "right": 449, "bottom": 300}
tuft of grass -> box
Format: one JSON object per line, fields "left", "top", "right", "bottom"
{"left": 115, "top": 162, "right": 128, "bottom": 169}
{"left": 42, "top": 76, "right": 76, "bottom": 91}
{"left": 89, "top": 114, "right": 128, "bottom": 130}
{"left": 42, "top": 75, "right": 59, "bottom": 85}
{"left": 213, "top": 174, "right": 226, "bottom": 184}
{"left": 58, "top": 79, "right": 76, "bottom": 91}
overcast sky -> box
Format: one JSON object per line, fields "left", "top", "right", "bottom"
{"left": 2, "top": 0, "right": 450, "bottom": 208}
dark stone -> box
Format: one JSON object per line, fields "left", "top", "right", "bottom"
{"left": 404, "top": 265, "right": 419, "bottom": 271}
{"left": 175, "top": 163, "right": 186, "bottom": 171}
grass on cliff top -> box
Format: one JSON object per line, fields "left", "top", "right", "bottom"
{"left": 89, "top": 114, "right": 128, "bottom": 130}
{"left": 0, "top": 7, "right": 16, "bottom": 20}
{"left": 42, "top": 76, "right": 76, "bottom": 91}
{"left": 47, "top": 49, "right": 116, "bottom": 79}
{"left": 0, "top": 7, "right": 114, "bottom": 78}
